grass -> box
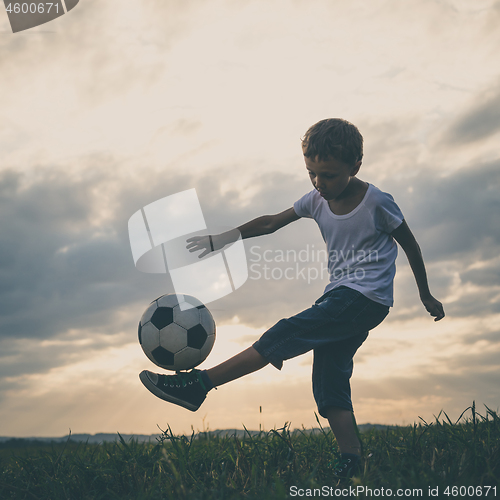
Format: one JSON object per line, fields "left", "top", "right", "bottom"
{"left": 0, "top": 403, "right": 498, "bottom": 499}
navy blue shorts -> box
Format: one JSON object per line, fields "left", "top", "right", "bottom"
{"left": 252, "top": 286, "right": 389, "bottom": 417}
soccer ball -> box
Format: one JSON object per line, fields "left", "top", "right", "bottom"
{"left": 138, "top": 293, "right": 216, "bottom": 372}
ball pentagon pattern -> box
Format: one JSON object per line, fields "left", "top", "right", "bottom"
{"left": 138, "top": 294, "right": 216, "bottom": 371}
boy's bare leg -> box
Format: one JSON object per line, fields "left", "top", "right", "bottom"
{"left": 326, "top": 407, "right": 362, "bottom": 456}
{"left": 206, "top": 346, "right": 269, "bottom": 387}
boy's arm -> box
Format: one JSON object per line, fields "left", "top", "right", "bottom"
{"left": 186, "top": 207, "right": 301, "bottom": 258}
{"left": 391, "top": 220, "right": 445, "bottom": 321}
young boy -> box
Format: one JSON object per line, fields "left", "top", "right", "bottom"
{"left": 140, "top": 118, "right": 445, "bottom": 478}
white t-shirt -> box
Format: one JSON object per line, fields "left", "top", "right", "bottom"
{"left": 293, "top": 184, "right": 404, "bottom": 307}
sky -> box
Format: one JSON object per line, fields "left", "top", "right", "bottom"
{"left": 0, "top": 0, "right": 499, "bottom": 437}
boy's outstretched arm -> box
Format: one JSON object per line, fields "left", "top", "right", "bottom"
{"left": 186, "top": 207, "right": 300, "bottom": 258}
{"left": 391, "top": 220, "right": 445, "bottom": 321}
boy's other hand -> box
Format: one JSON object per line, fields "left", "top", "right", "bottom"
{"left": 186, "top": 235, "right": 215, "bottom": 258}
{"left": 420, "top": 294, "right": 445, "bottom": 321}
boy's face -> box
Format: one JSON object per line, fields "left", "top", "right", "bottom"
{"left": 304, "top": 156, "right": 361, "bottom": 201}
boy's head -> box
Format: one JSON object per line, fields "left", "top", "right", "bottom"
{"left": 301, "top": 118, "right": 363, "bottom": 167}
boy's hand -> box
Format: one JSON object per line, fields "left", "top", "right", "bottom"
{"left": 186, "top": 235, "right": 216, "bottom": 258}
{"left": 420, "top": 294, "right": 445, "bottom": 321}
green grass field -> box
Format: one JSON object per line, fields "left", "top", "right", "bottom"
{"left": 1, "top": 403, "right": 498, "bottom": 499}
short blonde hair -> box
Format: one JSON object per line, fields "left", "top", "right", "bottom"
{"left": 301, "top": 118, "right": 363, "bottom": 165}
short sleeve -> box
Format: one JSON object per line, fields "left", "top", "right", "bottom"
{"left": 293, "top": 190, "right": 316, "bottom": 219}
{"left": 374, "top": 191, "right": 404, "bottom": 234}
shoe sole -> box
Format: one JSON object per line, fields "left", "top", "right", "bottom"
{"left": 139, "top": 371, "right": 200, "bottom": 412}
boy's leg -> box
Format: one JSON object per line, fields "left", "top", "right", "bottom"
{"left": 325, "top": 407, "right": 362, "bottom": 456}
{"left": 206, "top": 346, "right": 268, "bottom": 387}
{"left": 326, "top": 406, "right": 364, "bottom": 479}
{"left": 140, "top": 287, "right": 388, "bottom": 412}
{"left": 312, "top": 332, "right": 372, "bottom": 479}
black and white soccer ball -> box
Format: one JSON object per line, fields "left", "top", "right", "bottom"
{"left": 138, "top": 294, "right": 216, "bottom": 372}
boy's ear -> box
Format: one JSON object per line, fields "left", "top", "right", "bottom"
{"left": 351, "top": 160, "right": 362, "bottom": 175}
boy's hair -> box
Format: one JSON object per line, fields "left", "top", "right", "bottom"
{"left": 301, "top": 118, "right": 364, "bottom": 166}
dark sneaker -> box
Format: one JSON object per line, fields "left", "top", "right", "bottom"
{"left": 139, "top": 369, "right": 208, "bottom": 411}
{"left": 330, "top": 453, "right": 362, "bottom": 480}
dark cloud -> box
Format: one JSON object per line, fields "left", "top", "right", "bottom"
{"left": 459, "top": 261, "right": 500, "bottom": 288}
{"left": 0, "top": 332, "right": 129, "bottom": 381}
{"left": 392, "top": 160, "right": 500, "bottom": 256}
{"left": 0, "top": 162, "right": 184, "bottom": 342}
{"left": 373, "top": 158, "right": 500, "bottom": 318}
{"left": 356, "top": 335, "right": 500, "bottom": 416}
{"left": 1, "top": 148, "right": 499, "bottom": 382}
{"left": 357, "top": 364, "right": 500, "bottom": 421}
{"left": 459, "top": 329, "right": 500, "bottom": 346}
{"left": 442, "top": 88, "right": 500, "bottom": 145}
{"left": 0, "top": 160, "right": 309, "bottom": 346}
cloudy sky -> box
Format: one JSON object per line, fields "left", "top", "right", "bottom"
{"left": 1, "top": 0, "right": 499, "bottom": 437}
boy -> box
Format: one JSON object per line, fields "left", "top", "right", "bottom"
{"left": 140, "top": 118, "right": 445, "bottom": 478}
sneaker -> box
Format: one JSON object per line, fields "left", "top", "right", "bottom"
{"left": 331, "top": 453, "right": 362, "bottom": 480}
{"left": 139, "top": 369, "right": 208, "bottom": 411}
